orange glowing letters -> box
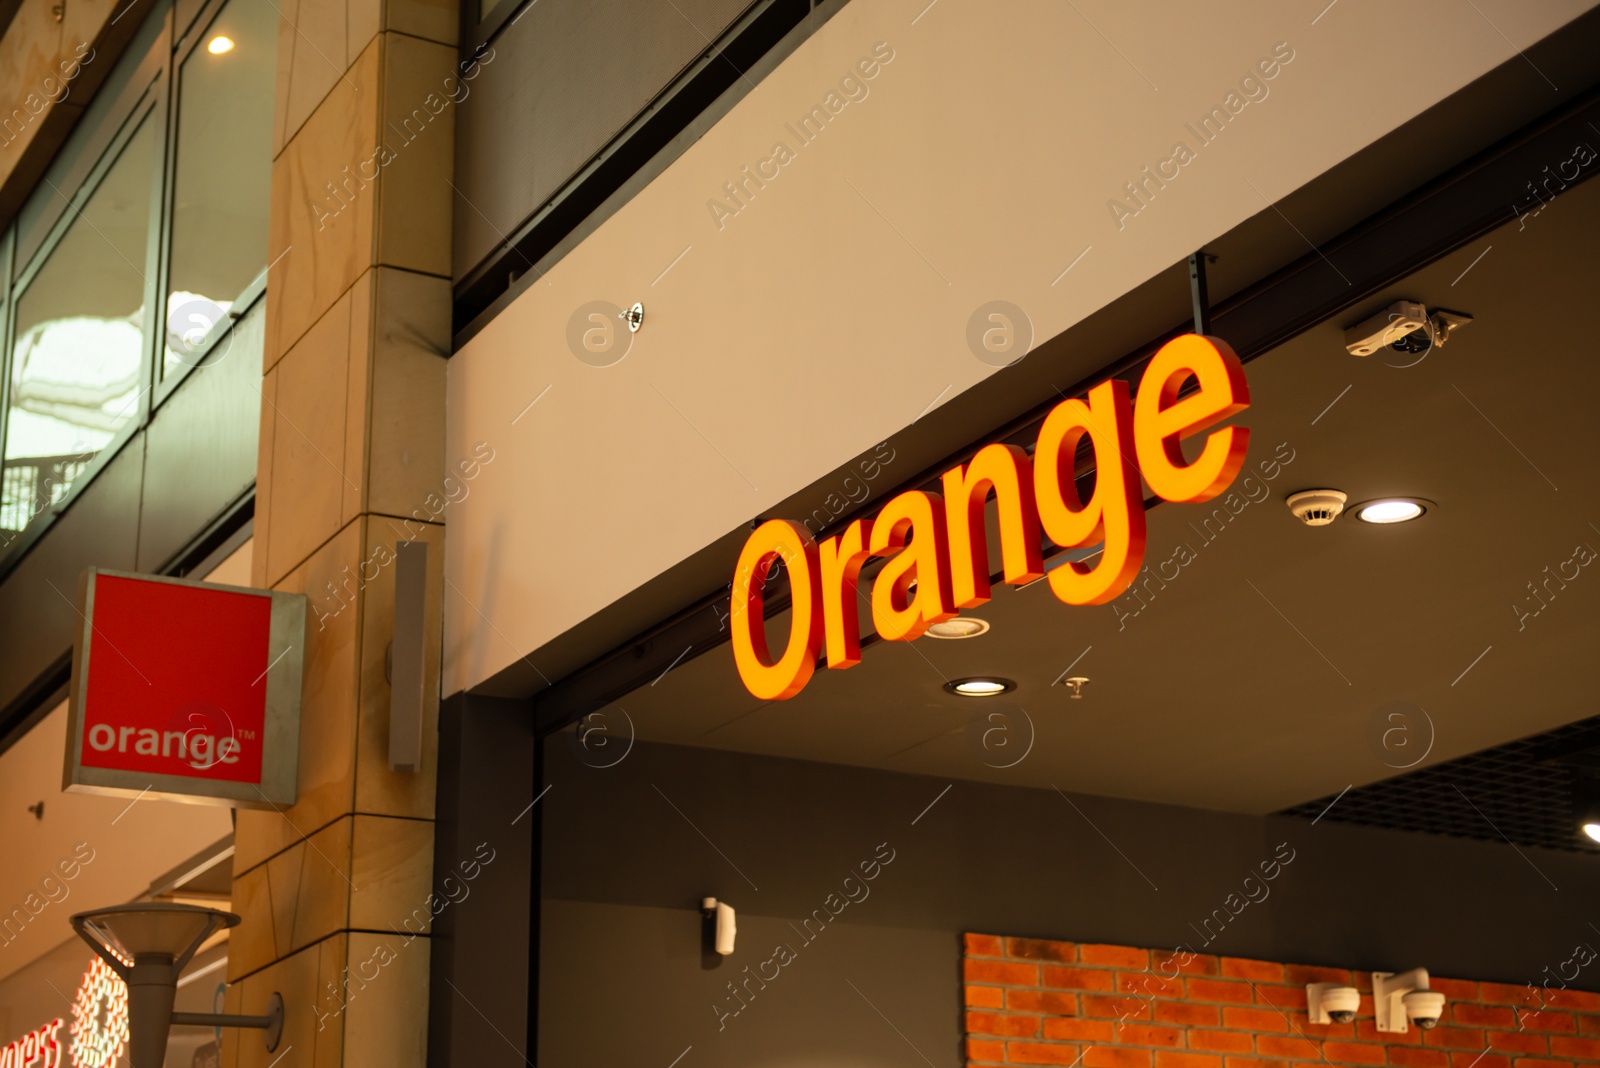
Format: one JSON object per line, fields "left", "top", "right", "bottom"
{"left": 868, "top": 490, "right": 956, "bottom": 641}
{"left": 1132, "top": 333, "right": 1252, "bottom": 502}
{"left": 943, "top": 444, "right": 1044, "bottom": 607}
{"left": 1033, "top": 379, "right": 1148, "bottom": 605}
{"left": 730, "top": 519, "right": 822, "bottom": 701}
{"left": 818, "top": 519, "right": 873, "bottom": 668}
{"left": 729, "top": 333, "right": 1251, "bottom": 700}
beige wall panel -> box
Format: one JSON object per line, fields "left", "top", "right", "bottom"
{"left": 267, "top": 40, "right": 381, "bottom": 362}
{"left": 236, "top": 521, "right": 365, "bottom": 873}
{"left": 440, "top": 0, "right": 1587, "bottom": 694}
{"left": 264, "top": 289, "right": 353, "bottom": 587}
{"left": 0, "top": 702, "right": 233, "bottom": 982}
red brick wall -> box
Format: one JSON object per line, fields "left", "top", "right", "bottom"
{"left": 963, "top": 934, "right": 1600, "bottom": 1068}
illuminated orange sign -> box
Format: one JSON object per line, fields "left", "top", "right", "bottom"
{"left": 0, "top": 1019, "right": 61, "bottom": 1068}
{"left": 730, "top": 333, "right": 1250, "bottom": 700}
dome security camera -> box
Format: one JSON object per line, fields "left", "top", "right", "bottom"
{"left": 1403, "top": 990, "right": 1446, "bottom": 1030}
{"left": 1374, "top": 969, "right": 1445, "bottom": 1033}
{"left": 1342, "top": 300, "right": 1472, "bottom": 359}
{"left": 1307, "top": 983, "right": 1361, "bottom": 1025}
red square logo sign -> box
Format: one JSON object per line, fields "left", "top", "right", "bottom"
{"left": 79, "top": 574, "right": 273, "bottom": 784}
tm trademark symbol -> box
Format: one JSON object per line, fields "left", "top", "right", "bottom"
{"left": 238, "top": 730, "right": 256, "bottom": 740}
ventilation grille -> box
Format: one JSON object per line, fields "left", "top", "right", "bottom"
{"left": 1280, "top": 714, "right": 1600, "bottom": 853}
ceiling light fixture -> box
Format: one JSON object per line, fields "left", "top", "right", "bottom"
{"left": 1574, "top": 774, "right": 1600, "bottom": 844}
{"left": 945, "top": 677, "right": 1015, "bottom": 697}
{"left": 925, "top": 618, "right": 990, "bottom": 639}
{"left": 207, "top": 36, "right": 234, "bottom": 54}
{"left": 1351, "top": 498, "right": 1430, "bottom": 524}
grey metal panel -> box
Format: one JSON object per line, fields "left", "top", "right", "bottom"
{"left": 136, "top": 300, "right": 261, "bottom": 572}
{"left": 452, "top": 0, "right": 755, "bottom": 280}
{"left": 0, "top": 435, "right": 143, "bottom": 717}
{"left": 389, "top": 540, "right": 428, "bottom": 771}
{"left": 429, "top": 693, "right": 535, "bottom": 1068}
{"left": 538, "top": 740, "right": 1600, "bottom": 1066}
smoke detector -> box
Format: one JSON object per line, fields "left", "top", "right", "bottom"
{"left": 1286, "top": 489, "right": 1348, "bottom": 527}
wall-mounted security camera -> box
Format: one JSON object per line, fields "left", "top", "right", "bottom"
{"left": 1404, "top": 990, "right": 1447, "bottom": 1029}
{"left": 702, "top": 897, "right": 736, "bottom": 956}
{"left": 1374, "top": 968, "right": 1446, "bottom": 1032}
{"left": 1344, "top": 301, "right": 1472, "bottom": 357}
{"left": 1307, "top": 983, "right": 1361, "bottom": 1024}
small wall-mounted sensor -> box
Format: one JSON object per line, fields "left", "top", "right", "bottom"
{"left": 1307, "top": 983, "right": 1361, "bottom": 1024}
{"left": 702, "top": 897, "right": 736, "bottom": 956}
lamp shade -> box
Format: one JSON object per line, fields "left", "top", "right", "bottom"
{"left": 72, "top": 904, "right": 238, "bottom": 972}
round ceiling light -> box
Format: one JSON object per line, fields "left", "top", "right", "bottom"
{"left": 1585, "top": 822, "right": 1600, "bottom": 844}
{"left": 925, "top": 617, "right": 990, "bottom": 640}
{"left": 1351, "top": 498, "right": 1429, "bottom": 524}
{"left": 945, "top": 677, "right": 1015, "bottom": 697}
{"left": 207, "top": 35, "right": 235, "bottom": 54}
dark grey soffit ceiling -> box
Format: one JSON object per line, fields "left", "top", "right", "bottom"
{"left": 1281, "top": 714, "right": 1600, "bottom": 854}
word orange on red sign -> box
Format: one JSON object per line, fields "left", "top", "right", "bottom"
{"left": 66, "top": 569, "right": 304, "bottom": 807}
{"left": 730, "top": 334, "right": 1250, "bottom": 700}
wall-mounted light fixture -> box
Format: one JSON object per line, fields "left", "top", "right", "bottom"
{"left": 701, "top": 897, "right": 736, "bottom": 956}
{"left": 71, "top": 903, "right": 283, "bottom": 1068}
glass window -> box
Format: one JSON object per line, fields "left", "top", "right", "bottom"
{"left": 162, "top": 0, "right": 274, "bottom": 378}
{"left": 2, "top": 116, "right": 156, "bottom": 537}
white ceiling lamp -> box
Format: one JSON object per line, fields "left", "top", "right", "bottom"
{"left": 945, "top": 677, "right": 1015, "bottom": 697}
{"left": 1350, "top": 498, "right": 1430, "bottom": 524}
{"left": 925, "top": 617, "right": 990, "bottom": 639}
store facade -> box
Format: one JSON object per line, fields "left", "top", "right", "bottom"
{"left": 435, "top": 1, "right": 1600, "bottom": 1067}
{"left": 0, "top": 2, "right": 1598, "bottom": 1068}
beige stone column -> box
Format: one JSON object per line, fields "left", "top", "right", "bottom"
{"left": 224, "top": 3, "right": 460, "bottom": 1066}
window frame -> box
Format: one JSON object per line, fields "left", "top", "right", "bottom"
{"left": 154, "top": 0, "right": 271, "bottom": 409}
{"left": 0, "top": 0, "right": 270, "bottom": 576}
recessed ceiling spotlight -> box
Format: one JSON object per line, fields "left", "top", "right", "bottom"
{"left": 925, "top": 617, "right": 990, "bottom": 640}
{"left": 207, "top": 35, "right": 235, "bottom": 54}
{"left": 945, "top": 677, "right": 1015, "bottom": 697}
{"left": 1351, "top": 498, "right": 1430, "bottom": 525}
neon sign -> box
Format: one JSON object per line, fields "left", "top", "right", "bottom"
{"left": 0, "top": 1020, "right": 61, "bottom": 1068}
{"left": 69, "top": 957, "right": 128, "bottom": 1068}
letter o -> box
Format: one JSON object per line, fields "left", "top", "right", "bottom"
{"left": 731, "top": 520, "right": 821, "bottom": 700}
{"left": 88, "top": 724, "right": 115, "bottom": 751}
